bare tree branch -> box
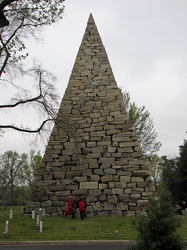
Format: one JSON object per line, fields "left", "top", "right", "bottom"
{"left": 0, "top": 65, "right": 59, "bottom": 135}
{"left": 0, "top": 94, "right": 42, "bottom": 108}
{"left": 0, "top": 118, "right": 54, "bottom": 133}
{"left": 0, "top": 0, "right": 64, "bottom": 138}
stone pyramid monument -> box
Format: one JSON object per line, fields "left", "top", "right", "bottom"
{"left": 25, "top": 14, "right": 153, "bottom": 216}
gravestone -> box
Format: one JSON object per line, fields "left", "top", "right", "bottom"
{"left": 25, "top": 13, "right": 154, "bottom": 216}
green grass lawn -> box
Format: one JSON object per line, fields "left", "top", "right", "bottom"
{"left": 0, "top": 206, "right": 187, "bottom": 242}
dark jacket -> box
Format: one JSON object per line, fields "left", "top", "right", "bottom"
{"left": 71, "top": 200, "right": 77, "bottom": 214}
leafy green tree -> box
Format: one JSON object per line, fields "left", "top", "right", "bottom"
{"left": 0, "top": 166, "right": 9, "bottom": 205}
{"left": 162, "top": 140, "right": 187, "bottom": 204}
{"left": 123, "top": 91, "right": 161, "bottom": 156}
{"left": 21, "top": 150, "right": 42, "bottom": 201}
{"left": 161, "top": 156, "right": 178, "bottom": 200}
{"left": 0, "top": 150, "right": 41, "bottom": 204}
{"left": 0, "top": 0, "right": 65, "bottom": 72}
{"left": 0, "top": 0, "right": 64, "bottom": 135}
{"left": 176, "top": 140, "right": 187, "bottom": 203}
{"left": 129, "top": 184, "right": 185, "bottom": 250}
{"left": 20, "top": 150, "right": 42, "bottom": 188}
{"left": 0, "top": 150, "right": 27, "bottom": 204}
{"left": 145, "top": 154, "right": 164, "bottom": 185}
{"left": 0, "top": 0, "right": 65, "bottom": 28}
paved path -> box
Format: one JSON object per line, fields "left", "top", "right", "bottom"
{"left": 0, "top": 241, "right": 132, "bottom": 250}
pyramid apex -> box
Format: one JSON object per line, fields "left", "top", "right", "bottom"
{"left": 88, "top": 13, "right": 95, "bottom": 24}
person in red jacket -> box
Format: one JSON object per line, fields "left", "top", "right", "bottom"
{"left": 65, "top": 197, "right": 73, "bottom": 216}
{"left": 77, "top": 198, "right": 86, "bottom": 220}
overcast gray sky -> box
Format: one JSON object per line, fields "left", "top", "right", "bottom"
{"left": 1, "top": 0, "right": 187, "bottom": 157}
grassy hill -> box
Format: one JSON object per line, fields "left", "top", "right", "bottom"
{"left": 0, "top": 206, "right": 186, "bottom": 242}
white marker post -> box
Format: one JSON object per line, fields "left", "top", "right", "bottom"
{"left": 36, "top": 214, "right": 39, "bottom": 226}
{"left": 115, "top": 230, "right": 119, "bottom": 238}
{"left": 32, "top": 210, "right": 35, "bottom": 219}
{"left": 42, "top": 208, "right": 45, "bottom": 217}
{"left": 5, "top": 221, "right": 9, "bottom": 233}
{"left": 39, "top": 208, "right": 42, "bottom": 223}
{"left": 9, "top": 210, "right": 12, "bottom": 219}
{"left": 40, "top": 221, "right": 43, "bottom": 233}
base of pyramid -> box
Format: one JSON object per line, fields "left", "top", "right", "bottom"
{"left": 24, "top": 174, "right": 154, "bottom": 217}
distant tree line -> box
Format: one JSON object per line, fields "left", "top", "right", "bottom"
{"left": 0, "top": 150, "right": 41, "bottom": 205}
{"left": 161, "top": 139, "right": 187, "bottom": 205}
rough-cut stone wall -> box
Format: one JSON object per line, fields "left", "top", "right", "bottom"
{"left": 25, "top": 13, "right": 154, "bottom": 216}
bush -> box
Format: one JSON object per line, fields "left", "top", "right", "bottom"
{"left": 129, "top": 184, "right": 186, "bottom": 250}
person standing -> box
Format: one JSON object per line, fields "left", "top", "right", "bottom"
{"left": 65, "top": 197, "right": 73, "bottom": 216}
{"left": 71, "top": 199, "right": 77, "bottom": 219}
{"left": 77, "top": 198, "right": 86, "bottom": 220}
